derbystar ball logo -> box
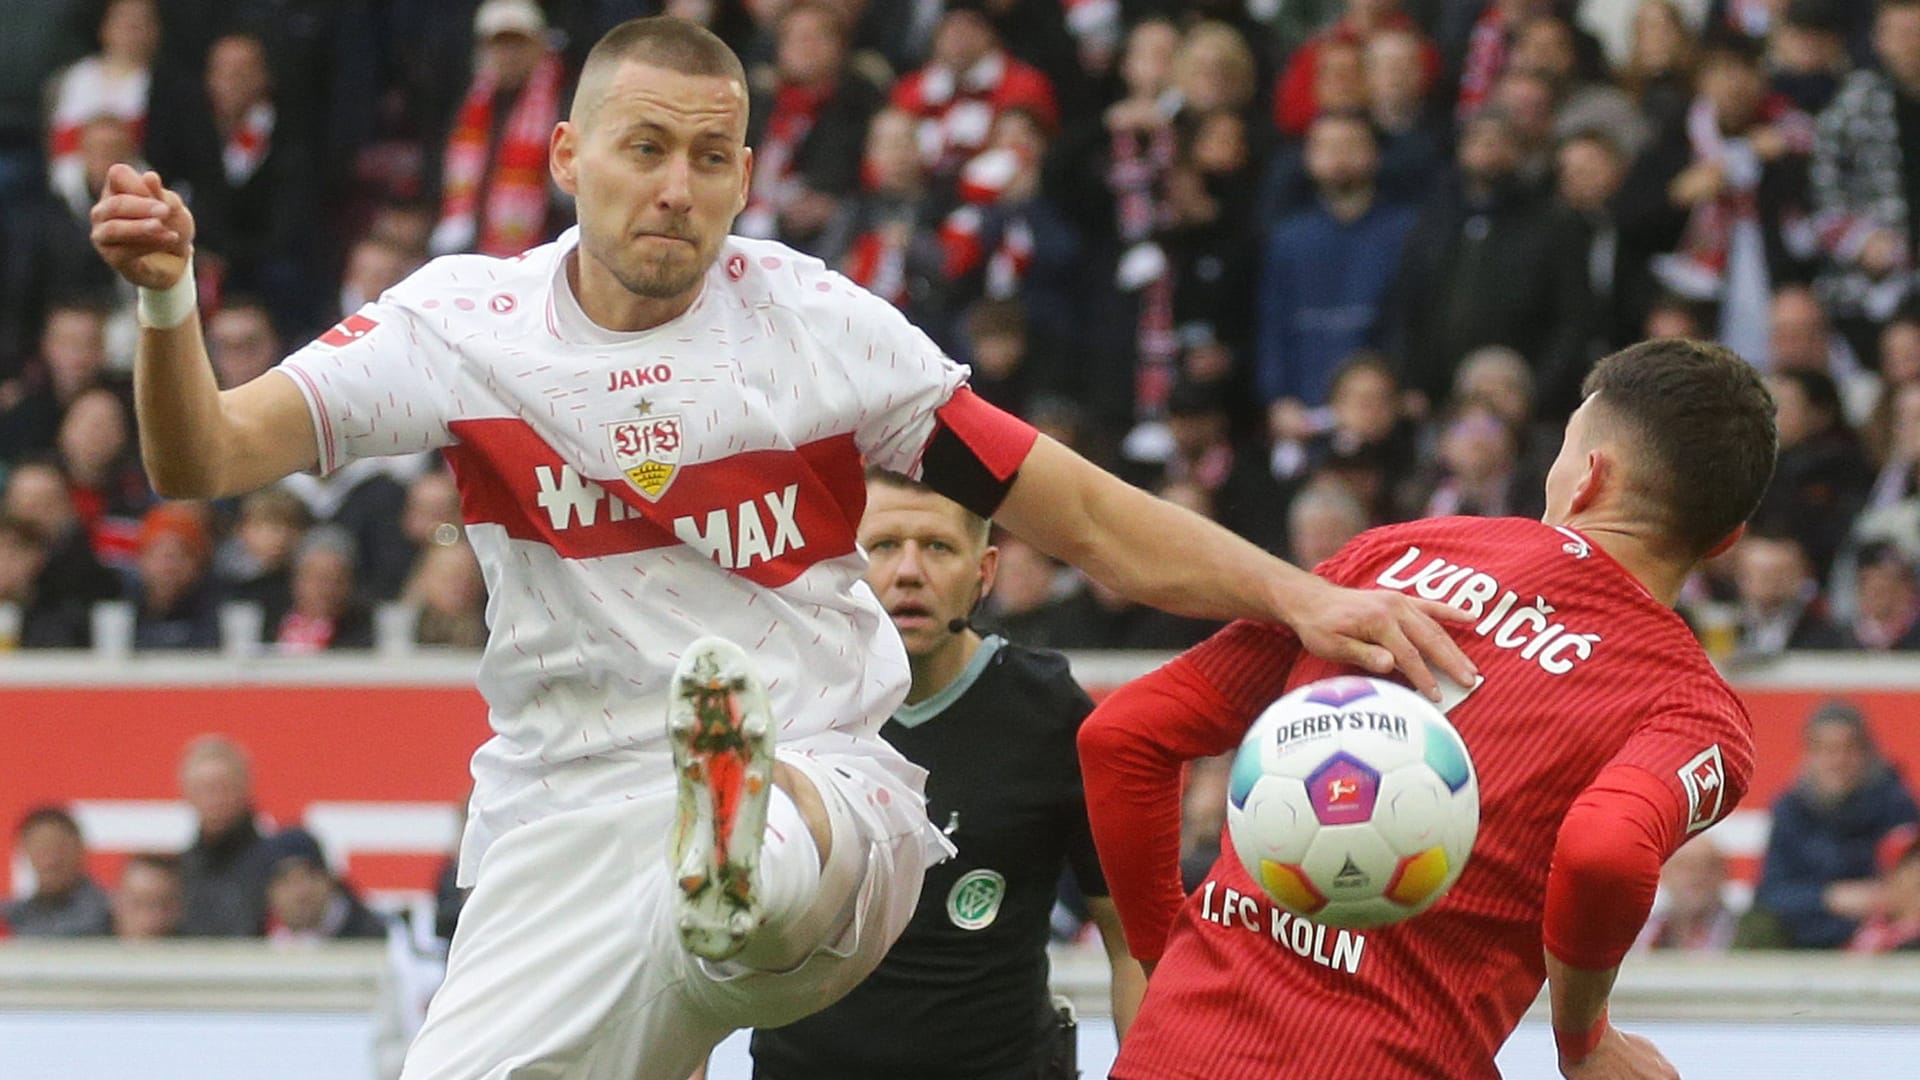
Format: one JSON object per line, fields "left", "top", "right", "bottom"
{"left": 318, "top": 312, "right": 379, "bottom": 347}
{"left": 607, "top": 413, "right": 683, "bottom": 500}
{"left": 1679, "top": 745, "right": 1725, "bottom": 833}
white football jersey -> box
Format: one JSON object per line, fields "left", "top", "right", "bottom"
{"left": 278, "top": 230, "right": 969, "bottom": 881}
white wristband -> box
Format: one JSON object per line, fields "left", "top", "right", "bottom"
{"left": 137, "top": 266, "right": 198, "bottom": 329}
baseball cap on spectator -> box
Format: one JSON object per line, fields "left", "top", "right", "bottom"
{"left": 1878, "top": 822, "right": 1920, "bottom": 876}
{"left": 261, "top": 827, "right": 328, "bottom": 878}
{"left": 139, "top": 505, "right": 210, "bottom": 563}
{"left": 474, "top": 0, "right": 546, "bottom": 41}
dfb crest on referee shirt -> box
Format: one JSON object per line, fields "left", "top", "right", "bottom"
{"left": 607, "top": 411, "right": 683, "bottom": 500}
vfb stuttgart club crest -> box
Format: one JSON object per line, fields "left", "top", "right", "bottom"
{"left": 607, "top": 413, "right": 683, "bottom": 500}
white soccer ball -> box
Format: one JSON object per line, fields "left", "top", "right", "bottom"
{"left": 1225, "top": 675, "right": 1479, "bottom": 929}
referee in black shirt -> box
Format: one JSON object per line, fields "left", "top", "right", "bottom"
{"left": 749, "top": 469, "right": 1145, "bottom": 1080}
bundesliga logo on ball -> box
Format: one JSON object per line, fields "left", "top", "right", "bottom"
{"left": 1226, "top": 676, "right": 1480, "bottom": 929}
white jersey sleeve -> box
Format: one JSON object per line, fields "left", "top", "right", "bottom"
{"left": 810, "top": 272, "right": 968, "bottom": 475}
{"left": 277, "top": 267, "right": 465, "bottom": 475}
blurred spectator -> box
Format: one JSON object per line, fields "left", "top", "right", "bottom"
{"left": 1275, "top": 0, "right": 1438, "bottom": 139}
{"left": 336, "top": 234, "right": 423, "bottom": 322}
{"left": 1364, "top": 28, "right": 1447, "bottom": 203}
{"left": 1256, "top": 111, "right": 1416, "bottom": 419}
{"left": 176, "top": 734, "right": 271, "bottom": 937}
{"left": 11, "top": 114, "right": 142, "bottom": 367}
{"left": 1285, "top": 481, "right": 1368, "bottom": 568}
{"left": 110, "top": 853, "right": 184, "bottom": 940}
{"left": 143, "top": 31, "right": 318, "bottom": 329}
{"left": 974, "top": 533, "right": 1068, "bottom": 648}
{"left": 1047, "top": 569, "right": 1216, "bottom": 652}
{"left": 1864, "top": 314, "right": 1920, "bottom": 470}
{"left": 404, "top": 541, "right": 488, "bottom": 649}
{"left": 0, "top": 0, "right": 90, "bottom": 207}
{"left": 0, "top": 303, "right": 113, "bottom": 463}
{"left": 937, "top": 106, "right": 1074, "bottom": 331}
{"left": 274, "top": 525, "right": 374, "bottom": 654}
{"left": 213, "top": 488, "right": 309, "bottom": 634}
{"left": 1272, "top": 352, "right": 1417, "bottom": 524}
{"left": 131, "top": 504, "right": 219, "bottom": 651}
{"left": 1512, "top": 13, "right": 1647, "bottom": 156}
{"left": 1865, "top": 383, "right": 1920, "bottom": 523}
{"left": 1172, "top": 20, "right": 1260, "bottom": 120}
{"left": 1157, "top": 378, "right": 1286, "bottom": 552}
{"left": 1636, "top": 836, "right": 1737, "bottom": 952}
{"left": 1452, "top": 344, "right": 1560, "bottom": 483}
{"left": 890, "top": 3, "right": 1057, "bottom": 179}
{"left": 281, "top": 458, "right": 416, "bottom": 602}
{"left": 741, "top": 1, "right": 883, "bottom": 252}
{"left": 1555, "top": 130, "right": 1644, "bottom": 353}
{"left": 1389, "top": 106, "right": 1590, "bottom": 418}
{"left": 827, "top": 107, "right": 943, "bottom": 316}
{"left": 0, "top": 458, "right": 120, "bottom": 612}
{"left": 0, "top": 515, "right": 89, "bottom": 647}
{"left": 1621, "top": 0, "right": 1700, "bottom": 131}
{"left": 1756, "top": 367, "right": 1870, "bottom": 579}
{"left": 1731, "top": 531, "right": 1849, "bottom": 654}
{"left": 1490, "top": 68, "right": 1559, "bottom": 191}
{"left": 1844, "top": 541, "right": 1920, "bottom": 650}
{"left": 3, "top": 806, "right": 110, "bottom": 936}
{"left": 1620, "top": 32, "right": 1815, "bottom": 371}
{"left": 1771, "top": 0, "right": 1852, "bottom": 116}
{"left": 961, "top": 298, "right": 1041, "bottom": 417}
{"left": 1401, "top": 399, "right": 1543, "bottom": 520}
{"left": 1850, "top": 823, "right": 1920, "bottom": 952}
{"left": 1180, "top": 752, "right": 1231, "bottom": 892}
{"left": 1642, "top": 288, "right": 1715, "bottom": 340}
{"left": 1754, "top": 701, "right": 1920, "bottom": 948}
{"left": 45, "top": 0, "right": 158, "bottom": 212}
{"left": 205, "top": 295, "right": 281, "bottom": 390}
{"left": 429, "top": 0, "right": 569, "bottom": 259}
{"left": 1453, "top": 0, "right": 1557, "bottom": 119}
{"left": 262, "top": 828, "right": 388, "bottom": 943}
{"left": 1809, "top": 0, "right": 1920, "bottom": 352}
{"left": 59, "top": 388, "right": 149, "bottom": 563}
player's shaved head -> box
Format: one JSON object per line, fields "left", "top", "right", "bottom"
{"left": 572, "top": 16, "right": 748, "bottom": 129}
{"left": 1578, "top": 338, "right": 1777, "bottom": 558}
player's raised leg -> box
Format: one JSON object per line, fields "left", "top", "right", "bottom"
{"left": 669, "top": 636, "right": 778, "bottom": 960}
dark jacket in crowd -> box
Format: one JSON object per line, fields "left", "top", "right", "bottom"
{"left": 2, "top": 876, "right": 111, "bottom": 936}
{"left": 1754, "top": 765, "right": 1920, "bottom": 948}
{"left": 178, "top": 815, "right": 273, "bottom": 937}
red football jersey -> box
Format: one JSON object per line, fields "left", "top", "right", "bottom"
{"left": 1091, "top": 517, "right": 1753, "bottom": 1079}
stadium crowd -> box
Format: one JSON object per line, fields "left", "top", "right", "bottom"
{"left": 1, "top": 0, "right": 1919, "bottom": 1014}
{"left": 2, "top": 0, "right": 1920, "bottom": 662}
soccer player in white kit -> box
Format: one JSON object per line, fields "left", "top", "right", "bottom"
{"left": 91, "top": 17, "right": 1475, "bottom": 1079}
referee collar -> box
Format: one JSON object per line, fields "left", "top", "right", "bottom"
{"left": 892, "top": 635, "right": 1005, "bottom": 728}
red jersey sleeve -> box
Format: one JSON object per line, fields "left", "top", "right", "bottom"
{"left": 1079, "top": 620, "right": 1303, "bottom": 963}
{"left": 1542, "top": 687, "right": 1753, "bottom": 971}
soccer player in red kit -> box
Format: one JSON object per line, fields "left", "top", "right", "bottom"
{"left": 1080, "top": 339, "right": 1779, "bottom": 1080}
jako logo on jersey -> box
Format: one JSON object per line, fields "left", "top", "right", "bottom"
{"left": 1680, "top": 745, "right": 1725, "bottom": 833}
{"left": 318, "top": 313, "right": 379, "bottom": 347}
{"left": 673, "top": 485, "right": 808, "bottom": 569}
{"left": 606, "top": 364, "right": 674, "bottom": 391}
{"left": 1376, "top": 546, "right": 1602, "bottom": 675}
{"left": 607, "top": 414, "right": 682, "bottom": 499}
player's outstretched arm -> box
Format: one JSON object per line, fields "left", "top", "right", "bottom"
{"left": 995, "top": 435, "right": 1476, "bottom": 698}
{"left": 91, "top": 164, "right": 317, "bottom": 498}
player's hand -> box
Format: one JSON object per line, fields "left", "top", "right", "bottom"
{"left": 1284, "top": 576, "right": 1477, "bottom": 701}
{"left": 91, "top": 163, "right": 194, "bottom": 290}
{"left": 1560, "top": 1026, "right": 1679, "bottom": 1080}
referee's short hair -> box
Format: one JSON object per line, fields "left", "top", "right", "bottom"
{"left": 864, "top": 468, "right": 992, "bottom": 548}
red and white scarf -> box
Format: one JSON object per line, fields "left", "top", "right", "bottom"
{"left": 436, "top": 52, "right": 564, "bottom": 257}
{"left": 738, "top": 82, "right": 828, "bottom": 238}
{"left": 1655, "top": 96, "right": 1813, "bottom": 298}
{"left": 223, "top": 103, "right": 275, "bottom": 186}
{"left": 1456, "top": 5, "right": 1510, "bottom": 119}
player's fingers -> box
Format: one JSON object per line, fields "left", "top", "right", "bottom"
{"left": 90, "top": 193, "right": 169, "bottom": 225}
{"left": 1401, "top": 598, "right": 1478, "bottom": 686}
{"left": 102, "top": 162, "right": 144, "bottom": 195}
{"left": 93, "top": 217, "right": 178, "bottom": 246}
{"left": 1374, "top": 618, "right": 1443, "bottom": 701}
{"left": 143, "top": 170, "right": 167, "bottom": 198}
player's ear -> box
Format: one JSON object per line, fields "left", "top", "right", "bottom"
{"left": 551, "top": 122, "right": 579, "bottom": 195}
{"left": 1567, "top": 449, "right": 1607, "bottom": 515}
{"left": 1703, "top": 522, "right": 1746, "bottom": 560}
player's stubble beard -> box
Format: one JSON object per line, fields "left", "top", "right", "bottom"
{"left": 588, "top": 219, "right": 711, "bottom": 302}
